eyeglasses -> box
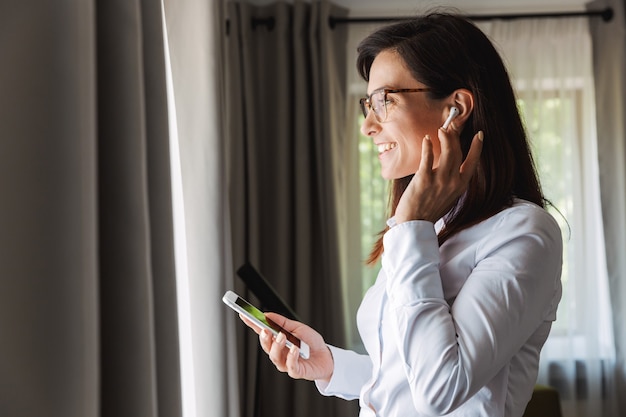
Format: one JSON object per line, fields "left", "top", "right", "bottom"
{"left": 359, "top": 88, "right": 432, "bottom": 123}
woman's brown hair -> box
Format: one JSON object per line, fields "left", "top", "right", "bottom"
{"left": 357, "top": 12, "right": 545, "bottom": 265}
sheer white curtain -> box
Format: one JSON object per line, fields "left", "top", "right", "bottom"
{"left": 587, "top": 1, "right": 626, "bottom": 415}
{"left": 162, "top": 0, "right": 238, "bottom": 416}
{"left": 478, "top": 17, "right": 618, "bottom": 417}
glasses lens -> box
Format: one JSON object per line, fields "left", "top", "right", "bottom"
{"left": 360, "top": 90, "right": 388, "bottom": 122}
{"left": 359, "top": 98, "right": 369, "bottom": 118}
{"left": 370, "top": 90, "right": 386, "bottom": 122}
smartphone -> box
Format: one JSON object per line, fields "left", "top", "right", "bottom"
{"left": 223, "top": 290, "right": 310, "bottom": 359}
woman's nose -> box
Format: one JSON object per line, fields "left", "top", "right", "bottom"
{"left": 360, "top": 111, "right": 380, "bottom": 137}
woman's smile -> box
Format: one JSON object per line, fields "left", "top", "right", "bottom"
{"left": 377, "top": 142, "right": 397, "bottom": 155}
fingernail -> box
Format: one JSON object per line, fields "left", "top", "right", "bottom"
{"left": 424, "top": 134, "right": 431, "bottom": 141}
{"left": 276, "top": 332, "right": 285, "bottom": 343}
{"left": 290, "top": 344, "right": 299, "bottom": 357}
{"left": 478, "top": 131, "right": 484, "bottom": 141}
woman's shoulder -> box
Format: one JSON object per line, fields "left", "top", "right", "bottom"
{"left": 502, "top": 198, "right": 560, "bottom": 224}
{"left": 478, "top": 198, "right": 563, "bottom": 241}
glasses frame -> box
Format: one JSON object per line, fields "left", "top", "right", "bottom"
{"left": 359, "top": 87, "right": 432, "bottom": 122}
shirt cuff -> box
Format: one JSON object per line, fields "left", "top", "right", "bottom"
{"left": 382, "top": 220, "right": 444, "bottom": 305}
{"left": 315, "top": 345, "right": 371, "bottom": 400}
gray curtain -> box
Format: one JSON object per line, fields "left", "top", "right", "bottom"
{"left": 588, "top": 0, "right": 626, "bottom": 416}
{"left": 0, "top": 1, "right": 181, "bottom": 416}
{"left": 226, "top": 1, "right": 359, "bottom": 416}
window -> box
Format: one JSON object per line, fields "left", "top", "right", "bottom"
{"left": 358, "top": 114, "right": 385, "bottom": 291}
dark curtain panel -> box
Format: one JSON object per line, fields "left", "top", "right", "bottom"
{"left": 0, "top": 1, "right": 182, "bottom": 416}
{"left": 97, "top": 1, "right": 182, "bottom": 416}
{"left": 226, "top": 1, "right": 359, "bottom": 416}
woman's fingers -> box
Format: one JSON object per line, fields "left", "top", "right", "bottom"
{"left": 268, "top": 331, "right": 290, "bottom": 372}
{"left": 460, "top": 131, "right": 484, "bottom": 181}
{"left": 259, "top": 328, "right": 274, "bottom": 354}
{"left": 418, "top": 135, "right": 434, "bottom": 176}
{"left": 239, "top": 313, "right": 288, "bottom": 367}
{"left": 285, "top": 344, "right": 303, "bottom": 378}
{"left": 395, "top": 128, "right": 483, "bottom": 224}
{"left": 437, "top": 125, "right": 465, "bottom": 174}
{"left": 435, "top": 126, "right": 483, "bottom": 186}
{"left": 241, "top": 312, "right": 304, "bottom": 373}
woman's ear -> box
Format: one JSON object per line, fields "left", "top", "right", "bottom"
{"left": 442, "top": 88, "right": 474, "bottom": 128}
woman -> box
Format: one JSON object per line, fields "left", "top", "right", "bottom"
{"left": 243, "top": 12, "right": 562, "bottom": 417}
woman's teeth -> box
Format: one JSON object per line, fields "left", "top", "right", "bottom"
{"left": 377, "top": 142, "right": 397, "bottom": 153}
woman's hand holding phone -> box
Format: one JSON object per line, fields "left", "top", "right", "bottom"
{"left": 240, "top": 312, "right": 334, "bottom": 383}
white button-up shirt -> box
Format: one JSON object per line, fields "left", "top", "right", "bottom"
{"left": 317, "top": 199, "right": 562, "bottom": 417}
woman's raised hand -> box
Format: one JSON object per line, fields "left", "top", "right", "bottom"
{"left": 394, "top": 124, "right": 484, "bottom": 224}
{"left": 240, "top": 312, "right": 335, "bottom": 383}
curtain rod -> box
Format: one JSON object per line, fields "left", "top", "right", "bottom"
{"left": 247, "top": 6, "right": 613, "bottom": 31}
{"left": 328, "top": 6, "right": 613, "bottom": 28}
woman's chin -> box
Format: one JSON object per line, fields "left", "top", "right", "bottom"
{"left": 380, "top": 169, "right": 415, "bottom": 181}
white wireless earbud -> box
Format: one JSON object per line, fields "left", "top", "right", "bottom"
{"left": 442, "top": 106, "right": 460, "bottom": 130}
